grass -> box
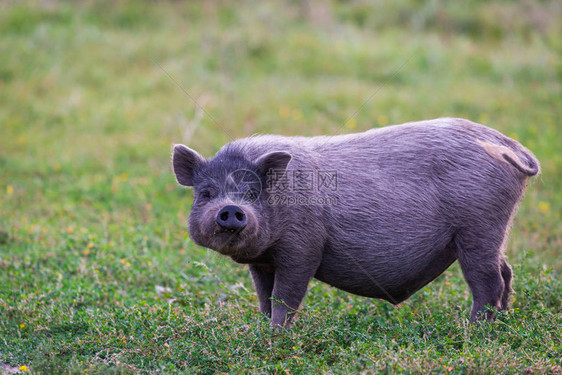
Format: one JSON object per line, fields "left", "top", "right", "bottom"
{"left": 0, "top": 0, "right": 560, "bottom": 373}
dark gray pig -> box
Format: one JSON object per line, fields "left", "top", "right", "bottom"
{"left": 172, "top": 118, "right": 539, "bottom": 327}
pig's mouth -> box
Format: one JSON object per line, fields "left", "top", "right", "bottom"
{"left": 199, "top": 224, "right": 263, "bottom": 260}
{"left": 212, "top": 227, "right": 246, "bottom": 247}
{"left": 214, "top": 228, "right": 244, "bottom": 235}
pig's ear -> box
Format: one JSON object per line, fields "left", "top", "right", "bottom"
{"left": 172, "top": 144, "right": 205, "bottom": 186}
{"left": 255, "top": 151, "right": 292, "bottom": 176}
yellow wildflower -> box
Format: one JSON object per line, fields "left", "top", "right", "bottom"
{"left": 377, "top": 114, "right": 388, "bottom": 126}
{"left": 345, "top": 118, "right": 357, "bottom": 129}
{"left": 279, "top": 105, "right": 291, "bottom": 119}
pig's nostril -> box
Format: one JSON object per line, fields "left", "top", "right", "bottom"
{"left": 235, "top": 212, "right": 245, "bottom": 222}
{"left": 220, "top": 211, "right": 229, "bottom": 221}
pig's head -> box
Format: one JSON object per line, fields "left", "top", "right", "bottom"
{"left": 172, "top": 144, "right": 292, "bottom": 260}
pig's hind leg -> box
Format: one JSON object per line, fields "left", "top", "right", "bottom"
{"left": 500, "top": 259, "right": 513, "bottom": 310}
{"left": 454, "top": 229, "right": 507, "bottom": 321}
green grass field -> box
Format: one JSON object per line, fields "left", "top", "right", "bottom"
{"left": 0, "top": 1, "right": 560, "bottom": 373}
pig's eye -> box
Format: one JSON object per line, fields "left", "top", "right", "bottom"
{"left": 199, "top": 190, "right": 212, "bottom": 199}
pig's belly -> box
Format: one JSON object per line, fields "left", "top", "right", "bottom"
{"left": 314, "top": 240, "right": 457, "bottom": 304}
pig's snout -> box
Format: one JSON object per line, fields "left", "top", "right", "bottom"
{"left": 216, "top": 205, "right": 247, "bottom": 232}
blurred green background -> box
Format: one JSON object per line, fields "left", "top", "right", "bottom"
{"left": 0, "top": 0, "right": 560, "bottom": 373}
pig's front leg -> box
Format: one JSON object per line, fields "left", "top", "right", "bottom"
{"left": 270, "top": 261, "right": 317, "bottom": 328}
{"left": 249, "top": 264, "right": 275, "bottom": 318}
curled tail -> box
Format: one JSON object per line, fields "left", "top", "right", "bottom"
{"left": 476, "top": 139, "right": 540, "bottom": 177}
{"left": 502, "top": 152, "right": 540, "bottom": 176}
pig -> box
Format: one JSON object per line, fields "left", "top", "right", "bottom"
{"left": 172, "top": 117, "right": 540, "bottom": 327}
